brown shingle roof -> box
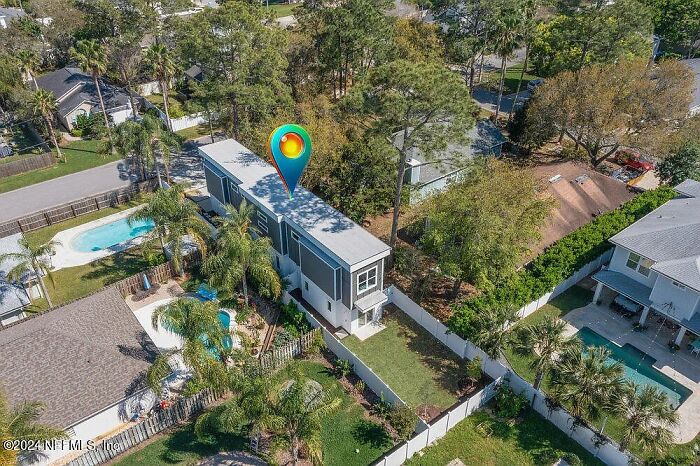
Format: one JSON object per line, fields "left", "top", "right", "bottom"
{"left": 0, "top": 288, "right": 158, "bottom": 428}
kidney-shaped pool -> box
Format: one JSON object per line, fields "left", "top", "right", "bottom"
{"left": 71, "top": 217, "right": 155, "bottom": 252}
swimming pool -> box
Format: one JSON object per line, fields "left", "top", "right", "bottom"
{"left": 71, "top": 217, "right": 155, "bottom": 252}
{"left": 219, "top": 310, "right": 233, "bottom": 350}
{"left": 576, "top": 327, "right": 692, "bottom": 408}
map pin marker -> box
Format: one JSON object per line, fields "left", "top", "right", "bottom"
{"left": 267, "top": 124, "right": 312, "bottom": 199}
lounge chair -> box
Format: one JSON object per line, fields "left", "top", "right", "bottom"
{"left": 197, "top": 283, "right": 218, "bottom": 301}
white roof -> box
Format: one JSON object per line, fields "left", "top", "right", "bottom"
{"left": 199, "top": 139, "right": 391, "bottom": 268}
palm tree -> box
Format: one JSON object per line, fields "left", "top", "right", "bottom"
{"left": 108, "top": 36, "right": 142, "bottom": 119}
{"left": 202, "top": 201, "right": 282, "bottom": 309}
{"left": 549, "top": 346, "right": 624, "bottom": 427}
{"left": 70, "top": 39, "right": 115, "bottom": 151}
{"left": 511, "top": 317, "right": 580, "bottom": 392}
{"left": 17, "top": 50, "right": 39, "bottom": 90}
{"left": 492, "top": 1, "right": 523, "bottom": 120}
{"left": 112, "top": 114, "right": 180, "bottom": 185}
{"left": 611, "top": 382, "right": 678, "bottom": 455}
{"left": 508, "top": 0, "right": 539, "bottom": 122}
{"left": 129, "top": 183, "right": 209, "bottom": 275}
{"left": 470, "top": 304, "right": 519, "bottom": 360}
{"left": 0, "top": 237, "right": 60, "bottom": 309}
{"left": 146, "top": 298, "right": 227, "bottom": 391}
{"left": 0, "top": 389, "right": 67, "bottom": 466}
{"left": 144, "top": 43, "right": 177, "bottom": 131}
{"left": 30, "top": 89, "right": 64, "bottom": 162}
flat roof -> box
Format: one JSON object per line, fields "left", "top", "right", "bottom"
{"left": 199, "top": 139, "right": 391, "bottom": 268}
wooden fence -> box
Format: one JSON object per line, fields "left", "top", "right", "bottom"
{"left": 0, "top": 180, "right": 156, "bottom": 239}
{"left": 66, "top": 389, "right": 218, "bottom": 466}
{"left": 0, "top": 152, "right": 54, "bottom": 178}
{"left": 253, "top": 328, "right": 321, "bottom": 375}
{"left": 113, "top": 261, "right": 177, "bottom": 297}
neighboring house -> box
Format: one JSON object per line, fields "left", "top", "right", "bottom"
{"left": 592, "top": 180, "right": 700, "bottom": 346}
{"left": 0, "top": 233, "right": 39, "bottom": 326}
{"left": 0, "top": 287, "right": 159, "bottom": 465}
{"left": 184, "top": 64, "right": 204, "bottom": 84}
{"left": 35, "top": 67, "right": 134, "bottom": 131}
{"left": 0, "top": 7, "right": 25, "bottom": 29}
{"left": 397, "top": 119, "right": 507, "bottom": 204}
{"left": 199, "top": 139, "right": 391, "bottom": 336}
{"left": 682, "top": 58, "right": 700, "bottom": 116}
{"left": 676, "top": 178, "right": 700, "bottom": 199}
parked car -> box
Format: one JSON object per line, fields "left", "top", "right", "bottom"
{"left": 527, "top": 78, "right": 544, "bottom": 93}
{"left": 615, "top": 149, "right": 655, "bottom": 172}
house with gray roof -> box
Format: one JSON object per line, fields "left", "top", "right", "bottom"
{"left": 0, "top": 233, "right": 34, "bottom": 326}
{"left": 592, "top": 180, "right": 700, "bottom": 346}
{"left": 0, "top": 287, "right": 159, "bottom": 465}
{"left": 682, "top": 59, "right": 700, "bottom": 117}
{"left": 396, "top": 119, "right": 507, "bottom": 204}
{"left": 199, "top": 139, "right": 391, "bottom": 336}
{"left": 35, "top": 67, "right": 134, "bottom": 131}
{"left": 0, "top": 7, "right": 26, "bottom": 29}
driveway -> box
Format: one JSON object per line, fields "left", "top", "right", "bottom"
{"left": 472, "top": 87, "right": 531, "bottom": 115}
{"left": 170, "top": 134, "right": 225, "bottom": 191}
{"left": 0, "top": 161, "right": 133, "bottom": 223}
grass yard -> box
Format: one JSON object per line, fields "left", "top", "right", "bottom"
{"left": 112, "top": 359, "right": 393, "bottom": 466}
{"left": 406, "top": 407, "right": 604, "bottom": 466}
{"left": 483, "top": 63, "right": 540, "bottom": 95}
{"left": 0, "top": 139, "right": 120, "bottom": 194}
{"left": 267, "top": 1, "right": 298, "bottom": 17}
{"left": 343, "top": 307, "right": 464, "bottom": 412}
{"left": 175, "top": 124, "right": 221, "bottom": 142}
{"left": 112, "top": 423, "right": 246, "bottom": 466}
{"left": 0, "top": 123, "right": 44, "bottom": 162}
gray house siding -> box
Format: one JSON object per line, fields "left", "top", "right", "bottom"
{"left": 351, "top": 258, "right": 384, "bottom": 305}
{"left": 342, "top": 269, "right": 351, "bottom": 309}
{"left": 299, "top": 243, "right": 337, "bottom": 299}
{"left": 287, "top": 226, "right": 300, "bottom": 265}
{"left": 228, "top": 180, "right": 243, "bottom": 209}
{"left": 203, "top": 164, "right": 225, "bottom": 205}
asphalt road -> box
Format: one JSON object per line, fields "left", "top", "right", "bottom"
{"left": 0, "top": 160, "right": 133, "bottom": 223}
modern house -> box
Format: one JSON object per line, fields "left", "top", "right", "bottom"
{"left": 592, "top": 180, "right": 700, "bottom": 346}
{"left": 0, "top": 287, "right": 159, "bottom": 465}
{"left": 198, "top": 139, "right": 391, "bottom": 336}
{"left": 0, "top": 233, "right": 36, "bottom": 326}
{"left": 35, "top": 67, "right": 134, "bottom": 131}
{"left": 397, "top": 119, "right": 507, "bottom": 204}
{"left": 682, "top": 58, "right": 700, "bottom": 117}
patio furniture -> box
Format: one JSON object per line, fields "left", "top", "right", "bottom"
{"left": 612, "top": 295, "right": 641, "bottom": 316}
{"left": 197, "top": 283, "right": 218, "bottom": 301}
{"left": 689, "top": 339, "right": 700, "bottom": 357}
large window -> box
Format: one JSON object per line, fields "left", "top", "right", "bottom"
{"left": 256, "top": 210, "right": 268, "bottom": 235}
{"left": 357, "top": 266, "right": 377, "bottom": 294}
{"left": 626, "top": 252, "right": 653, "bottom": 277}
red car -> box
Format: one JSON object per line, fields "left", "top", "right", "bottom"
{"left": 616, "top": 150, "right": 655, "bottom": 172}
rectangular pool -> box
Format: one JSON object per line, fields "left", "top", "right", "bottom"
{"left": 576, "top": 327, "right": 692, "bottom": 408}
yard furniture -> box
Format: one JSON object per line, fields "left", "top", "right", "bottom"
{"left": 689, "top": 339, "right": 700, "bottom": 357}
{"left": 197, "top": 283, "right": 218, "bottom": 301}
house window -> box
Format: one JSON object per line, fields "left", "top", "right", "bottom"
{"left": 304, "top": 281, "right": 309, "bottom": 291}
{"left": 230, "top": 182, "right": 238, "bottom": 194}
{"left": 327, "top": 301, "right": 332, "bottom": 312}
{"left": 625, "top": 252, "right": 653, "bottom": 277}
{"left": 357, "top": 266, "right": 377, "bottom": 294}
{"left": 256, "top": 210, "right": 268, "bottom": 235}
{"left": 672, "top": 281, "right": 687, "bottom": 290}
{"left": 291, "top": 230, "right": 299, "bottom": 241}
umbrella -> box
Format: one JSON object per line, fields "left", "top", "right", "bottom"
{"left": 143, "top": 274, "right": 151, "bottom": 290}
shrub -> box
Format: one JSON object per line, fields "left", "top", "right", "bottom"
{"left": 389, "top": 404, "right": 417, "bottom": 440}
{"left": 333, "top": 359, "right": 352, "bottom": 378}
{"left": 449, "top": 187, "right": 676, "bottom": 340}
{"left": 354, "top": 379, "right": 366, "bottom": 395}
{"left": 465, "top": 357, "right": 482, "bottom": 382}
{"left": 531, "top": 446, "right": 565, "bottom": 464}
{"left": 279, "top": 300, "right": 311, "bottom": 334}
{"left": 563, "top": 452, "right": 582, "bottom": 466}
{"left": 494, "top": 382, "right": 527, "bottom": 419}
{"left": 273, "top": 328, "right": 296, "bottom": 347}
{"left": 372, "top": 394, "right": 392, "bottom": 419}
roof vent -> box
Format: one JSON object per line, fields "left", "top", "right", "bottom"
{"left": 549, "top": 174, "right": 562, "bottom": 183}
{"left": 574, "top": 174, "right": 589, "bottom": 184}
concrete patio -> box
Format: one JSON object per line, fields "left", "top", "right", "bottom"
{"left": 564, "top": 300, "right": 700, "bottom": 443}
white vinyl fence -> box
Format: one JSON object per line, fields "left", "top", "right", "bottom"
{"left": 141, "top": 97, "right": 212, "bottom": 131}
{"left": 517, "top": 249, "right": 613, "bottom": 320}
{"left": 386, "top": 285, "right": 633, "bottom": 466}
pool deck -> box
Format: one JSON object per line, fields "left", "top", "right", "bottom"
{"left": 565, "top": 302, "right": 700, "bottom": 443}
{"left": 49, "top": 206, "right": 148, "bottom": 270}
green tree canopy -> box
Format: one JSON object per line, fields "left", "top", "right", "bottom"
{"left": 656, "top": 142, "right": 700, "bottom": 185}
{"left": 643, "top": 0, "right": 700, "bottom": 58}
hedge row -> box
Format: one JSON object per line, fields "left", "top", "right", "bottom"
{"left": 448, "top": 186, "right": 677, "bottom": 339}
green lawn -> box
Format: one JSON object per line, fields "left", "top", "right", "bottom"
{"left": 0, "top": 139, "right": 120, "bottom": 194}
{"left": 113, "top": 359, "right": 393, "bottom": 466}
{"left": 483, "top": 63, "right": 540, "bottom": 95}
{"left": 0, "top": 124, "right": 44, "bottom": 162}
{"left": 343, "top": 309, "right": 464, "bottom": 411}
{"left": 112, "top": 423, "right": 246, "bottom": 466}
{"left": 175, "top": 124, "right": 221, "bottom": 142}
{"left": 267, "top": 1, "right": 297, "bottom": 17}
{"left": 406, "top": 408, "right": 604, "bottom": 466}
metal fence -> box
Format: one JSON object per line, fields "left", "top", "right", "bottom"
{"left": 0, "top": 180, "right": 155, "bottom": 239}
{"left": 66, "top": 389, "right": 217, "bottom": 466}
{"left": 0, "top": 152, "right": 54, "bottom": 177}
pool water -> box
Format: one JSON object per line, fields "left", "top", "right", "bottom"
{"left": 219, "top": 311, "right": 233, "bottom": 350}
{"left": 71, "top": 217, "right": 155, "bottom": 252}
{"left": 576, "top": 327, "right": 691, "bottom": 408}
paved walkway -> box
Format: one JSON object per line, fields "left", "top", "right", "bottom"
{"left": 472, "top": 87, "right": 531, "bottom": 115}
{"left": 170, "top": 134, "right": 224, "bottom": 192}
{"left": 198, "top": 451, "right": 267, "bottom": 466}
{"left": 565, "top": 301, "right": 700, "bottom": 443}
{"left": 0, "top": 161, "right": 132, "bottom": 223}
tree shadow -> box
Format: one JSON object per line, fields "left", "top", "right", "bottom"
{"left": 352, "top": 419, "right": 392, "bottom": 449}
{"left": 160, "top": 423, "right": 246, "bottom": 464}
